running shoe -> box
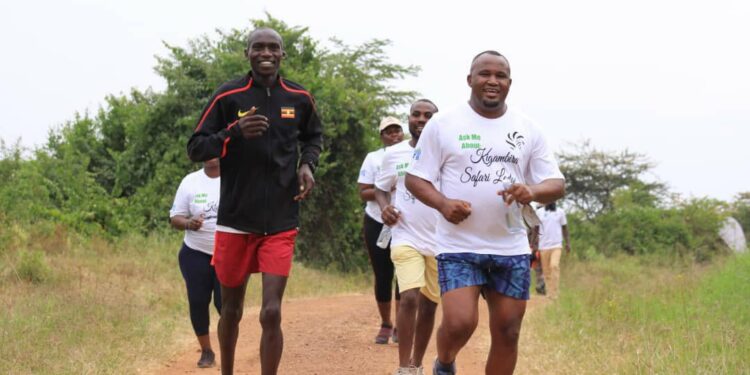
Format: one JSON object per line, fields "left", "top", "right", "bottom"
{"left": 432, "top": 358, "right": 456, "bottom": 375}
{"left": 197, "top": 349, "right": 215, "bottom": 368}
{"left": 375, "top": 324, "right": 393, "bottom": 344}
{"left": 393, "top": 366, "right": 419, "bottom": 375}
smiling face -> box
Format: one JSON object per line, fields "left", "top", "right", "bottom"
{"left": 245, "top": 28, "right": 284, "bottom": 81}
{"left": 408, "top": 100, "right": 438, "bottom": 141}
{"left": 380, "top": 124, "right": 404, "bottom": 147}
{"left": 467, "top": 53, "right": 512, "bottom": 118}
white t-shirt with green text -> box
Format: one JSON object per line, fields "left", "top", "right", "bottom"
{"left": 358, "top": 148, "right": 386, "bottom": 223}
{"left": 375, "top": 140, "right": 438, "bottom": 256}
{"left": 170, "top": 169, "right": 220, "bottom": 255}
{"left": 408, "top": 103, "right": 564, "bottom": 256}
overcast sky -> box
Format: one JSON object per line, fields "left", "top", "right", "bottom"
{"left": 1, "top": 0, "right": 748, "bottom": 201}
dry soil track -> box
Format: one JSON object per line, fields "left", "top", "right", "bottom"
{"left": 154, "top": 293, "right": 545, "bottom": 375}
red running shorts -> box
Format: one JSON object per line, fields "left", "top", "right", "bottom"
{"left": 212, "top": 229, "right": 298, "bottom": 287}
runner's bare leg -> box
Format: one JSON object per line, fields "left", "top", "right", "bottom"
{"left": 436, "top": 286, "right": 481, "bottom": 365}
{"left": 485, "top": 291, "right": 526, "bottom": 375}
{"left": 259, "top": 274, "right": 288, "bottom": 375}
{"left": 218, "top": 280, "right": 249, "bottom": 375}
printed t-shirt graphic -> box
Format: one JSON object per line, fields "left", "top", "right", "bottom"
{"left": 408, "top": 102, "right": 564, "bottom": 256}
{"left": 375, "top": 140, "right": 438, "bottom": 256}
{"left": 170, "top": 169, "right": 221, "bottom": 255}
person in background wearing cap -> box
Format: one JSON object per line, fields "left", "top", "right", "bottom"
{"left": 186, "top": 27, "right": 322, "bottom": 375}
{"left": 405, "top": 51, "right": 564, "bottom": 375}
{"left": 357, "top": 116, "right": 405, "bottom": 344}
{"left": 375, "top": 99, "right": 440, "bottom": 375}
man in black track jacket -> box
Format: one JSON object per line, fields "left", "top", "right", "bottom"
{"left": 187, "top": 27, "right": 322, "bottom": 375}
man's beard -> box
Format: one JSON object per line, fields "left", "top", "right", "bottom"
{"left": 482, "top": 99, "right": 501, "bottom": 108}
{"left": 409, "top": 129, "right": 420, "bottom": 141}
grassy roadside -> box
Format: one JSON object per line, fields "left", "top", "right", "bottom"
{"left": 5, "top": 221, "right": 747, "bottom": 374}
{"left": 518, "top": 253, "right": 750, "bottom": 374}
{"left": 0, "top": 223, "right": 369, "bottom": 374}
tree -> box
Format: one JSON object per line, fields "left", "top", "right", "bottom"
{"left": 2, "top": 15, "right": 417, "bottom": 270}
{"left": 557, "top": 140, "right": 666, "bottom": 219}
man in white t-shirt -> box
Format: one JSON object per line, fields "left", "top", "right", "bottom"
{"left": 534, "top": 202, "right": 570, "bottom": 300}
{"left": 375, "top": 99, "right": 440, "bottom": 375}
{"left": 405, "top": 51, "right": 565, "bottom": 375}
{"left": 169, "top": 158, "right": 222, "bottom": 368}
{"left": 357, "top": 116, "right": 404, "bottom": 344}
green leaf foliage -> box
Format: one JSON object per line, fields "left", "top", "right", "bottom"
{"left": 558, "top": 139, "right": 667, "bottom": 219}
{"left": 556, "top": 141, "right": 728, "bottom": 260}
{"left": 569, "top": 197, "right": 728, "bottom": 261}
{"left": 0, "top": 15, "right": 416, "bottom": 271}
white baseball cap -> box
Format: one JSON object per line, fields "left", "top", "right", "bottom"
{"left": 378, "top": 116, "right": 403, "bottom": 132}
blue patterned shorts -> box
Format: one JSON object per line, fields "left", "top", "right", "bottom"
{"left": 436, "top": 253, "right": 531, "bottom": 300}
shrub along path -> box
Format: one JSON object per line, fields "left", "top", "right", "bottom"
{"left": 152, "top": 293, "right": 545, "bottom": 374}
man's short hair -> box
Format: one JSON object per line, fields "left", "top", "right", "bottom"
{"left": 471, "top": 50, "right": 504, "bottom": 62}
{"left": 470, "top": 50, "right": 510, "bottom": 74}
{"left": 246, "top": 27, "right": 284, "bottom": 49}
{"left": 411, "top": 98, "right": 439, "bottom": 112}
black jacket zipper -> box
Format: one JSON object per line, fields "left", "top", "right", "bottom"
{"left": 263, "top": 86, "right": 272, "bottom": 235}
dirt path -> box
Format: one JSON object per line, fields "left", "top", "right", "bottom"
{"left": 155, "top": 293, "right": 545, "bottom": 374}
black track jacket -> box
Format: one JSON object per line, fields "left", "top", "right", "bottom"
{"left": 187, "top": 73, "right": 322, "bottom": 234}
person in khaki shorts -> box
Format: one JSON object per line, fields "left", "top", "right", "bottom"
{"left": 534, "top": 202, "right": 570, "bottom": 300}
{"left": 375, "top": 99, "right": 440, "bottom": 375}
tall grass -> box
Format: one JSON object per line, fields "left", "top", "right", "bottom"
{"left": 519, "top": 253, "right": 750, "bottom": 374}
{"left": 0, "top": 223, "right": 369, "bottom": 374}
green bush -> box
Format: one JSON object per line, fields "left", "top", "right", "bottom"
{"left": 16, "top": 249, "right": 52, "bottom": 283}
{"left": 596, "top": 206, "right": 691, "bottom": 255}
{"left": 568, "top": 197, "right": 728, "bottom": 261}
{"left": 0, "top": 15, "right": 415, "bottom": 271}
{"left": 679, "top": 198, "right": 729, "bottom": 260}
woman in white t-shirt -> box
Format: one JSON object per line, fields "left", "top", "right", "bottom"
{"left": 356, "top": 116, "right": 404, "bottom": 344}
{"left": 169, "top": 158, "right": 221, "bottom": 368}
{"left": 535, "top": 202, "right": 571, "bottom": 300}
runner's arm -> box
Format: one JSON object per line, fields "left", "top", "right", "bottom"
{"left": 528, "top": 178, "right": 565, "bottom": 205}
{"left": 562, "top": 224, "right": 571, "bottom": 252}
{"left": 405, "top": 173, "right": 471, "bottom": 224}
{"left": 373, "top": 187, "right": 400, "bottom": 225}
{"left": 374, "top": 151, "right": 401, "bottom": 225}
{"left": 298, "top": 97, "right": 323, "bottom": 171}
{"left": 499, "top": 178, "right": 565, "bottom": 206}
{"left": 404, "top": 173, "right": 444, "bottom": 210}
{"left": 359, "top": 183, "right": 377, "bottom": 202}
{"left": 187, "top": 93, "right": 241, "bottom": 162}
